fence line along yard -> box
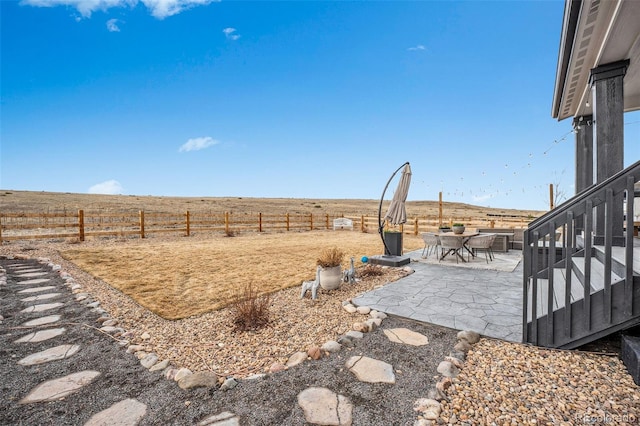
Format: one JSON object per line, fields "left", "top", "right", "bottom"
{"left": 0, "top": 209, "right": 535, "bottom": 243}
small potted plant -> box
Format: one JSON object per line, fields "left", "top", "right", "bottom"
{"left": 438, "top": 225, "right": 451, "bottom": 233}
{"left": 316, "top": 247, "right": 345, "bottom": 290}
{"left": 452, "top": 223, "right": 466, "bottom": 234}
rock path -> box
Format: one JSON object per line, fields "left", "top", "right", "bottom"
{"left": 1, "top": 256, "right": 469, "bottom": 425}
{"left": 2, "top": 258, "right": 158, "bottom": 425}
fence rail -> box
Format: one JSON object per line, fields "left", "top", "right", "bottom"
{"left": 0, "top": 210, "right": 533, "bottom": 243}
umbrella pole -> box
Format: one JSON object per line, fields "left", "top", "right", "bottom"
{"left": 378, "top": 161, "right": 410, "bottom": 256}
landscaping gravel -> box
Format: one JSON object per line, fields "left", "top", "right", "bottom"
{"left": 440, "top": 339, "right": 639, "bottom": 425}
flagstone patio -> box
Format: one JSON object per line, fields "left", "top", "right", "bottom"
{"left": 353, "top": 249, "right": 523, "bottom": 342}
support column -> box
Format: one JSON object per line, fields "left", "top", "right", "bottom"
{"left": 573, "top": 115, "right": 593, "bottom": 235}
{"left": 590, "top": 60, "right": 629, "bottom": 246}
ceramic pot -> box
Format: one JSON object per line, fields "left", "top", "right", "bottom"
{"left": 452, "top": 225, "right": 465, "bottom": 235}
{"left": 319, "top": 265, "right": 342, "bottom": 290}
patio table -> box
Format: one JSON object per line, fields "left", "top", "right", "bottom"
{"left": 436, "top": 231, "right": 479, "bottom": 262}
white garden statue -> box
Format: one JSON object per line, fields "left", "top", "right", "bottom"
{"left": 301, "top": 265, "right": 322, "bottom": 300}
{"left": 343, "top": 257, "right": 356, "bottom": 284}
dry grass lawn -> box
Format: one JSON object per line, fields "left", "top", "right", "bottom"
{"left": 60, "top": 231, "right": 424, "bottom": 320}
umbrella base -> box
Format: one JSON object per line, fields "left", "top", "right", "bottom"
{"left": 368, "top": 255, "right": 411, "bottom": 267}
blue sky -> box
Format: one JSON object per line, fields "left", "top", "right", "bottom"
{"left": 1, "top": 0, "right": 638, "bottom": 210}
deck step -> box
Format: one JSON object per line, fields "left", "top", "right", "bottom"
{"left": 527, "top": 253, "right": 626, "bottom": 321}
{"left": 571, "top": 255, "right": 623, "bottom": 292}
{"left": 527, "top": 269, "right": 584, "bottom": 321}
{"left": 554, "top": 268, "right": 585, "bottom": 306}
{"left": 608, "top": 245, "right": 640, "bottom": 276}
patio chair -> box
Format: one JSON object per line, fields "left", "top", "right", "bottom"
{"left": 467, "top": 233, "right": 496, "bottom": 263}
{"left": 438, "top": 234, "right": 465, "bottom": 263}
{"left": 420, "top": 232, "right": 440, "bottom": 258}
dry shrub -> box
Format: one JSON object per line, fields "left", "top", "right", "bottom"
{"left": 230, "top": 282, "right": 271, "bottom": 331}
{"left": 316, "top": 247, "right": 345, "bottom": 268}
{"left": 358, "top": 264, "right": 384, "bottom": 278}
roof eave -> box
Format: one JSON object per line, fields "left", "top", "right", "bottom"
{"left": 552, "top": 0, "right": 582, "bottom": 120}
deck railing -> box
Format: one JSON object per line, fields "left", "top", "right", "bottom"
{"left": 523, "top": 159, "right": 640, "bottom": 348}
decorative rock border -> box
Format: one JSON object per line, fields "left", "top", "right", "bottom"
{"left": 269, "top": 300, "right": 389, "bottom": 374}
{"left": 412, "top": 329, "right": 481, "bottom": 425}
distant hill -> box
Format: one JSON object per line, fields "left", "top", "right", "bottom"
{"left": 0, "top": 190, "right": 545, "bottom": 220}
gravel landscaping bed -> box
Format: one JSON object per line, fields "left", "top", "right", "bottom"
{"left": 0, "top": 252, "right": 459, "bottom": 425}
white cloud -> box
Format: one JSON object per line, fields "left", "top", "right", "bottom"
{"left": 142, "top": 0, "right": 217, "bottom": 19}
{"left": 20, "top": 0, "right": 134, "bottom": 18}
{"left": 407, "top": 44, "right": 426, "bottom": 51}
{"left": 88, "top": 179, "right": 123, "bottom": 195}
{"left": 179, "top": 136, "right": 219, "bottom": 152}
{"left": 223, "top": 27, "right": 240, "bottom": 40}
{"left": 106, "top": 18, "right": 122, "bottom": 32}
{"left": 20, "top": 0, "right": 217, "bottom": 19}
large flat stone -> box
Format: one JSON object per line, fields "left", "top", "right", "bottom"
{"left": 383, "top": 328, "right": 429, "bottom": 346}
{"left": 15, "top": 328, "right": 66, "bottom": 343}
{"left": 85, "top": 398, "right": 147, "bottom": 426}
{"left": 18, "top": 286, "right": 57, "bottom": 294}
{"left": 22, "top": 315, "right": 61, "bottom": 327}
{"left": 8, "top": 264, "right": 36, "bottom": 269}
{"left": 18, "top": 278, "right": 51, "bottom": 285}
{"left": 20, "top": 302, "right": 64, "bottom": 313}
{"left": 345, "top": 356, "right": 395, "bottom": 384}
{"left": 15, "top": 272, "right": 49, "bottom": 278}
{"left": 297, "top": 387, "right": 352, "bottom": 426}
{"left": 12, "top": 268, "right": 44, "bottom": 274}
{"left": 18, "top": 344, "right": 81, "bottom": 366}
{"left": 19, "top": 371, "right": 101, "bottom": 404}
{"left": 21, "top": 293, "right": 62, "bottom": 302}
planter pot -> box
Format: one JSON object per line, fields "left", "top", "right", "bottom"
{"left": 452, "top": 226, "right": 465, "bottom": 235}
{"left": 383, "top": 232, "right": 403, "bottom": 256}
{"left": 319, "top": 265, "right": 342, "bottom": 290}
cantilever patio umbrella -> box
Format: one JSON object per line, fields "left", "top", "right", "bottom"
{"left": 384, "top": 163, "right": 412, "bottom": 225}
{"left": 377, "top": 162, "right": 412, "bottom": 256}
